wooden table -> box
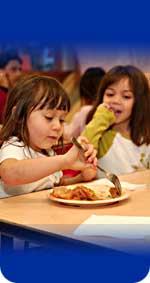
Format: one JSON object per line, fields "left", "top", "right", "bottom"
{"left": 0, "top": 170, "right": 150, "bottom": 255}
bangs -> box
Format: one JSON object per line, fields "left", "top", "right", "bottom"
{"left": 104, "top": 65, "right": 136, "bottom": 90}
{"left": 106, "top": 74, "right": 128, "bottom": 86}
{"left": 31, "top": 78, "right": 70, "bottom": 112}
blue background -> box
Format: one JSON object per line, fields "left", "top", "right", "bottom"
{"left": 1, "top": 0, "right": 150, "bottom": 281}
{"left": 0, "top": 0, "right": 150, "bottom": 45}
{"left": 1, "top": 243, "right": 150, "bottom": 283}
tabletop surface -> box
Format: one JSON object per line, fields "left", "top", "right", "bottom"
{"left": 0, "top": 169, "right": 150, "bottom": 254}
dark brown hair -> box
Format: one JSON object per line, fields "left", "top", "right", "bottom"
{"left": 80, "top": 67, "right": 105, "bottom": 103}
{"left": 86, "top": 65, "right": 150, "bottom": 146}
{"left": 0, "top": 73, "right": 70, "bottom": 146}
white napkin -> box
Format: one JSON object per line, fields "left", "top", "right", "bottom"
{"left": 120, "top": 181, "right": 146, "bottom": 190}
{"left": 86, "top": 178, "right": 147, "bottom": 191}
{"left": 74, "top": 215, "right": 150, "bottom": 239}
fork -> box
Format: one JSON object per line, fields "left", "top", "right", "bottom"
{"left": 72, "top": 137, "right": 122, "bottom": 196}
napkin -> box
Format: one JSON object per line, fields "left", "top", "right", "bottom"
{"left": 74, "top": 215, "right": 150, "bottom": 239}
{"left": 86, "top": 178, "right": 147, "bottom": 191}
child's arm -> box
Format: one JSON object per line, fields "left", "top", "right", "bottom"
{"left": 61, "top": 136, "right": 97, "bottom": 185}
{"left": 82, "top": 104, "right": 116, "bottom": 151}
{"left": 0, "top": 156, "right": 69, "bottom": 186}
{"left": 0, "top": 137, "right": 97, "bottom": 186}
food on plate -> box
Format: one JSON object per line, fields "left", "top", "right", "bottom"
{"left": 51, "top": 185, "right": 120, "bottom": 201}
{"left": 51, "top": 186, "right": 98, "bottom": 200}
{"left": 109, "top": 187, "right": 121, "bottom": 198}
{"left": 51, "top": 187, "right": 72, "bottom": 200}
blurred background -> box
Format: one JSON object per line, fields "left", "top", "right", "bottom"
{"left": 1, "top": 41, "right": 150, "bottom": 123}
{"left": 1, "top": 42, "right": 150, "bottom": 73}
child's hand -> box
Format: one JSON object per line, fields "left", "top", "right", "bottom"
{"left": 78, "top": 136, "right": 97, "bottom": 166}
{"left": 63, "top": 136, "right": 97, "bottom": 171}
{"left": 74, "top": 136, "right": 98, "bottom": 181}
{"left": 102, "top": 102, "right": 115, "bottom": 113}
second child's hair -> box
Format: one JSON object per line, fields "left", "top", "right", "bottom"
{"left": 0, "top": 73, "right": 70, "bottom": 146}
{"left": 80, "top": 67, "right": 106, "bottom": 103}
{"left": 86, "top": 65, "right": 150, "bottom": 146}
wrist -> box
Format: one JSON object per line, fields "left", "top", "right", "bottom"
{"left": 58, "top": 153, "right": 70, "bottom": 170}
{"left": 96, "top": 104, "right": 116, "bottom": 125}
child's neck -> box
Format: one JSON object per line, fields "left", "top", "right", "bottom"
{"left": 112, "top": 124, "right": 130, "bottom": 137}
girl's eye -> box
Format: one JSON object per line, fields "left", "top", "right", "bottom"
{"left": 123, "top": 95, "right": 133, "bottom": 99}
{"left": 105, "top": 92, "right": 114, "bottom": 97}
{"left": 45, "top": 116, "right": 53, "bottom": 121}
{"left": 45, "top": 116, "right": 65, "bottom": 124}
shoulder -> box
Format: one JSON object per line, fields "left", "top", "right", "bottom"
{"left": 1, "top": 137, "right": 24, "bottom": 148}
{"left": 0, "top": 137, "right": 26, "bottom": 162}
{"left": 73, "top": 105, "right": 92, "bottom": 119}
{"left": 2, "top": 137, "right": 23, "bottom": 148}
{"left": 80, "top": 105, "right": 93, "bottom": 114}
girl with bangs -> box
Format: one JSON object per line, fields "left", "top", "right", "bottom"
{"left": 82, "top": 65, "right": 150, "bottom": 177}
{"left": 0, "top": 74, "right": 97, "bottom": 197}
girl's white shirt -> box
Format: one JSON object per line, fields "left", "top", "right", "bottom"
{"left": 0, "top": 137, "right": 62, "bottom": 198}
{"left": 98, "top": 132, "right": 150, "bottom": 177}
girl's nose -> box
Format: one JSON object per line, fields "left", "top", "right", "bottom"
{"left": 52, "top": 118, "right": 62, "bottom": 130}
{"left": 111, "top": 94, "right": 122, "bottom": 104}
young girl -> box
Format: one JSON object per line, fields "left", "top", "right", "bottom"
{"left": 0, "top": 74, "right": 97, "bottom": 197}
{"left": 82, "top": 65, "right": 150, "bottom": 177}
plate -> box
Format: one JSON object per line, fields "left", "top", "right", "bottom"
{"left": 48, "top": 184, "right": 130, "bottom": 207}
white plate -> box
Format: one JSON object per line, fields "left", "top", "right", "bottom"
{"left": 48, "top": 185, "right": 130, "bottom": 207}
